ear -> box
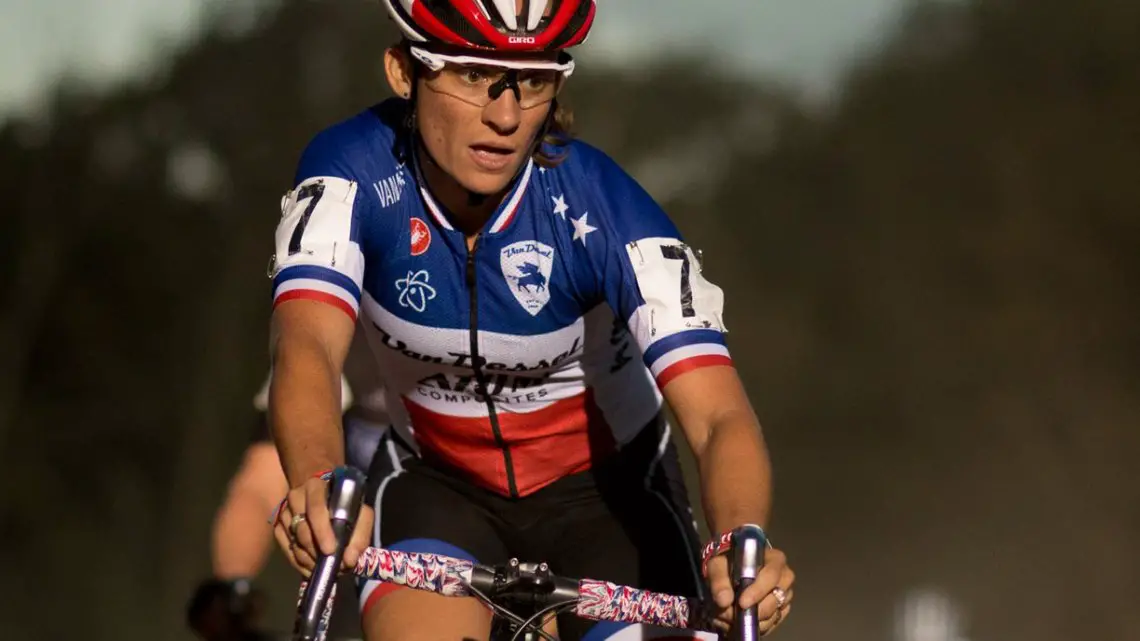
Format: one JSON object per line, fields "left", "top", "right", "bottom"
{"left": 384, "top": 47, "right": 414, "bottom": 99}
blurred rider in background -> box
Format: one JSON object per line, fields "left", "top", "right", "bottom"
{"left": 188, "top": 332, "right": 416, "bottom": 641}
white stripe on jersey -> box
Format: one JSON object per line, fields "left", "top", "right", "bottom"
{"left": 360, "top": 293, "right": 588, "bottom": 418}
{"left": 273, "top": 276, "right": 361, "bottom": 314}
{"left": 488, "top": 158, "right": 534, "bottom": 233}
{"left": 648, "top": 343, "right": 732, "bottom": 379}
{"left": 358, "top": 293, "right": 662, "bottom": 446}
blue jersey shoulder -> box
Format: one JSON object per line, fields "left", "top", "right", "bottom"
{"left": 552, "top": 139, "right": 682, "bottom": 242}
{"left": 294, "top": 99, "right": 408, "bottom": 187}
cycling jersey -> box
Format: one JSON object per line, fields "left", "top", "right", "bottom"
{"left": 271, "top": 98, "right": 732, "bottom": 498}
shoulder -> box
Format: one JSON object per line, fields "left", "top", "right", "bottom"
{"left": 556, "top": 139, "right": 625, "bottom": 181}
{"left": 552, "top": 139, "right": 679, "bottom": 240}
{"left": 294, "top": 98, "right": 409, "bottom": 186}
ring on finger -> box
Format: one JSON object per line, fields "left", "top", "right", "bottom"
{"left": 772, "top": 586, "right": 788, "bottom": 609}
{"left": 289, "top": 512, "right": 308, "bottom": 538}
{"left": 760, "top": 612, "right": 780, "bottom": 637}
{"left": 765, "top": 605, "right": 784, "bottom": 630}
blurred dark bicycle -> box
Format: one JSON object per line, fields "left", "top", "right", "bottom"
{"left": 293, "top": 467, "right": 767, "bottom": 641}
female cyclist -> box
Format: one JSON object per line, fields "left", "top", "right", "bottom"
{"left": 267, "top": 2, "right": 795, "bottom": 640}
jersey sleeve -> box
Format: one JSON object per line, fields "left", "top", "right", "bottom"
{"left": 270, "top": 129, "right": 370, "bottom": 322}
{"left": 582, "top": 146, "right": 733, "bottom": 389}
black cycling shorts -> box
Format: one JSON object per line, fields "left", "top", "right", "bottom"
{"left": 358, "top": 416, "right": 706, "bottom": 641}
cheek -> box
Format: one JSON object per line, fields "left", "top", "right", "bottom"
{"left": 521, "top": 107, "right": 552, "bottom": 143}
{"left": 417, "top": 102, "right": 453, "bottom": 154}
{"left": 417, "top": 95, "right": 477, "bottom": 162}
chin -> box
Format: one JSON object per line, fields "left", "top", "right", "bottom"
{"left": 458, "top": 164, "right": 524, "bottom": 196}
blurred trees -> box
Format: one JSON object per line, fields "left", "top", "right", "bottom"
{"left": 706, "top": 2, "right": 1139, "bottom": 639}
{"left": 1, "top": 1, "right": 1136, "bottom": 640}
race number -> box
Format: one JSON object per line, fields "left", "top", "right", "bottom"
{"left": 287, "top": 182, "right": 326, "bottom": 255}
{"left": 274, "top": 176, "right": 359, "bottom": 274}
{"left": 625, "top": 237, "right": 726, "bottom": 334}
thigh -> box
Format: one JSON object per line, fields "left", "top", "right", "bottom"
{"left": 362, "top": 587, "right": 493, "bottom": 641}
{"left": 359, "top": 460, "right": 509, "bottom": 640}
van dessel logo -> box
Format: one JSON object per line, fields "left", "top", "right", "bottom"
{"left": 500, "top": 240, "right": 555, "bottom": 316}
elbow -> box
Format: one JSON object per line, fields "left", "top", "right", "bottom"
{"left": 690, "top": 407, "right": 761, "bottom": 461}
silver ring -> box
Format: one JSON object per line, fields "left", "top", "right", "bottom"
{"left": 772, "top": 586, "right": 788, "bottom": 609}
{"left": 289, "top": 512, "right": 307, "bottom": 538}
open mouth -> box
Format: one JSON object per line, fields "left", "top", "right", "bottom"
{"left": 469, "top": 144, "right": 516, "bottom": 171}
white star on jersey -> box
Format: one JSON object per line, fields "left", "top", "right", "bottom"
{"left": 552, "top": 194, "right": 569, "bottom": 219}
{"left": 570, "top": 212, "right": 597, "bottom": 245}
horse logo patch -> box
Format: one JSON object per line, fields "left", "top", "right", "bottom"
{"left": 500, "top": 240, "right": 555, "bottom": 316}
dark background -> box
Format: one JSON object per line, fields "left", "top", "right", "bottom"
{"left": 2, "top": 1, "right": 1136, "bottom": 640}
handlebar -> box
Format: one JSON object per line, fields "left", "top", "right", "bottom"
{"left": 293, "top": 467, "right": 368, "bottom": 641}
{"left": 348, "top": 547, "right": 704, "bottom": 630}
{"left": 731, "top": 524, "right": 767, "bottom": 641}
{"left": 293, "top": 467, "right": 766, "bottom": 640}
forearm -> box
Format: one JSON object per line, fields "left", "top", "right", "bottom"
{"left": 211, "top": 488, "right": 278, "bottom": 578}
{"left": 211, "top": 443, "right": 288, "bottom": 578}
{"left": 270, "top": 335, "right": 346, "bottom": 485}
{"left": 696, "top": 411, "right": 773, "bottom": 535}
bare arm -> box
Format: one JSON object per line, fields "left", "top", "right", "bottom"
{"left": 269, "top": 299, "right": 355, "bottom": 485}
{"left": 267, "top": 158, "right": 370, "bottom": 570}
{"left": 663, "top": 365, "right": 772, "bottom": 534}
{"left": 210, "top": 442, "right": 288, "bottom": 579}
{"left": 663, "top": 363, "right": 790, "bottom": 632}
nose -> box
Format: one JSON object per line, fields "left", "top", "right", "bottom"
{"left": 482, "top": 89, "right": 522, "bottom": 135}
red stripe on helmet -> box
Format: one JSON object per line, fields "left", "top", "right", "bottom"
{"left": 558, "top": 1, "right": 595, "bottom": 48}
{"left": 533, "top": 0, "right": 584, "bottom": 49}
{"left": 447, "top": 0, "right": 509, "bottom": 47}
{"left": 457, "top": 0, "right": 588, "bottom": 52}
{"left": 405, "top": 1, "right": 593, "bottom": 52}
{"left": 410, "top": 1, "right": 472, "bottom": 46}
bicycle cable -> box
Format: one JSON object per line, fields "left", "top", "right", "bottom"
{"left": 509, "top": 600, "right": 578, "bottom": 641}
{"left": 465, "top": 581, "right": 559, "bottom": 641}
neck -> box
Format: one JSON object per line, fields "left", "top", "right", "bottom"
{"left": 417, "top": 140, "right": 508, "bottom": 237}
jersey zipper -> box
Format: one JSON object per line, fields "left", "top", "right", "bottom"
{"left": 465, "top": 235, "right": 520, "bottom": 498}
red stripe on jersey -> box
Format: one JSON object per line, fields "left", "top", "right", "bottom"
{"left": 655, "top": 355, "right": 734, "bottom": 389}
{"left": 274, "top": 289, "right": 357, "bottom": 322}
{"left": 403, "top": 390, "right": 616, "bottom": 497}
{"left": 493, "top": 197, "right": 523, "bottom": 233}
